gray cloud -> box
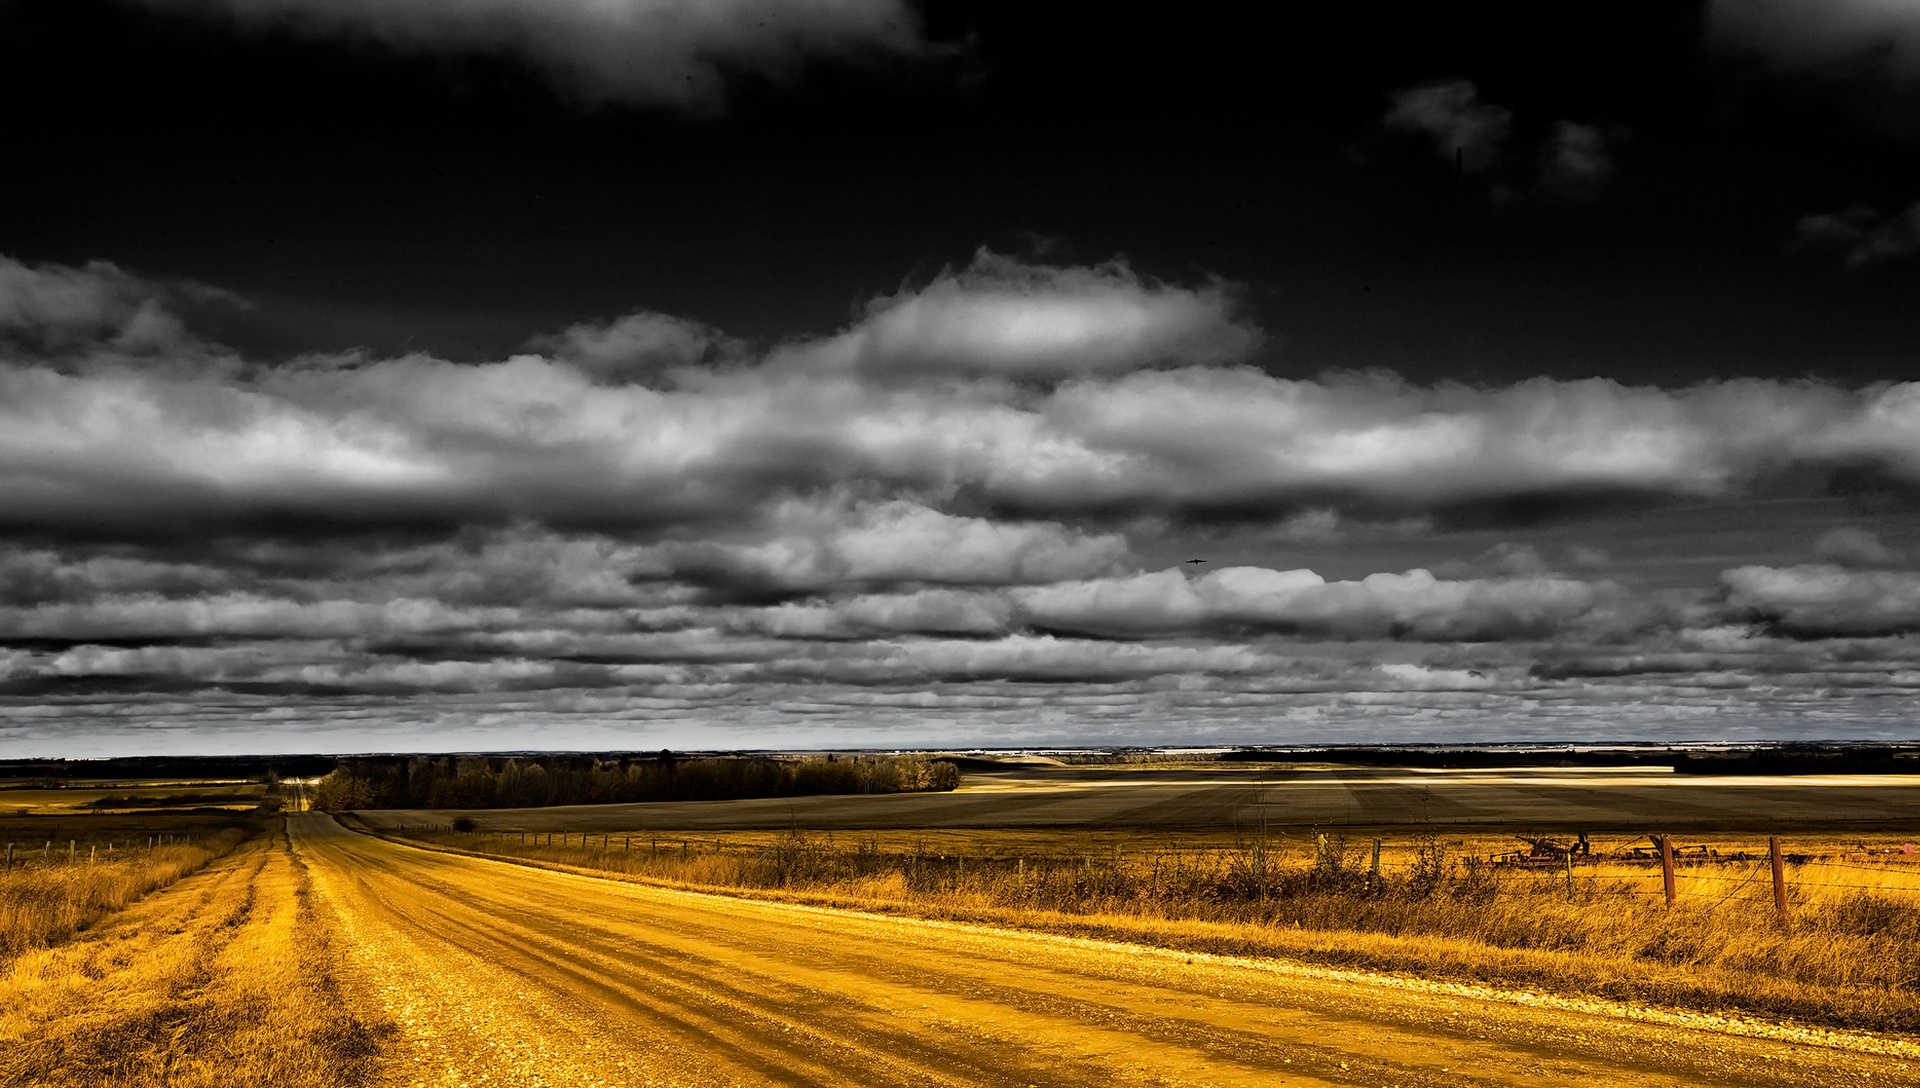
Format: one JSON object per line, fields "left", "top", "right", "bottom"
{"left": 136, "top": 0, "right": 935, "bottom": 107}
{"left": 9, "top": 255, "right": 1920, "bottom": 539}
{"left": 1383, "top": 80, "right": 1513, "bottom": 174}
{"left": 1013, "top": 565, "right": 1631, "bottom": 642}
{"left": 781, "top": 249, "right": 1262, "bottom": 381}
{"left": 1709, "top": 0, "right": 1920, "bottom": 78}
{"left": 1539, "top": 121, "right": 1618, "bottom": 200}
{"left": 1724, "top": 564, "right": 1920, "bottom": 637}
{"left": 7, "top": 249, "right": 1920, "bottom": 751}
{"left": 1796, "top": 202, "right": 1920, "bottom": 266}
{"left": 0, "top": 255, "right": 237, "bottom": 358}
{"left": 1813, "top": 526, "right": 1903, "bottom": 566}
{"left": 1380, "top": 84, "right": 1622, "bottom": 201}
{"left": 527, "top": 311, "right": 741, "bottom": 384}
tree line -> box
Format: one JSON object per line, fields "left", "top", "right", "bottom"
{"left": 311, "top": 753, "right": 960, "bottom": 810}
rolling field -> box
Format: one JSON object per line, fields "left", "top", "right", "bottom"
{"left": 0, "top": 780, "right": 267, "bottom": 816}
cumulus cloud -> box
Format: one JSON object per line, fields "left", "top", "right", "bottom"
{"left": 136, "top": 0, "right": 935, "bottom": 107}
{"left": 777, "top": 249, "right": 1261, "bottom": 381}
{"left": 528, "top": 311, "right": 739, "bottom": 383}
{"left": 1709, "top": 0, "right": 1920, "bottom": 78}
{"left": 1724, "top": 564, "right": 1920, "bottom": 636}
{"left": 1796, "top": 202, "right": 1920, "bottom": 266}
{"left": 0, "top": 255, "right": 236, "bottom": 358}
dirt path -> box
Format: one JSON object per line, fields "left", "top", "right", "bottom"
{"left": 290, "top": 813, "right": 1918, "bottom": 1088}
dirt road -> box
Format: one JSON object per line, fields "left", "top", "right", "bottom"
{"left": 289, "top": 813, "right": 1916, "bottom": 1088}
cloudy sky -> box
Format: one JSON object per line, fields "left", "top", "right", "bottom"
{"left": 4, "top": 1, "right": 1920, "bottom": 755}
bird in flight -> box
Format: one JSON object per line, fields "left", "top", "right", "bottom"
{"left": 1185, "top": 558, "right": 1207, "bottom": 565}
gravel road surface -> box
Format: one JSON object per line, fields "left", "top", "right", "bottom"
{"left": 289, "top": 812, "right": 1918, "bottom": 1087}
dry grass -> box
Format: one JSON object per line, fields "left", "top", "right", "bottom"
{"left": 401, "top": 823, "right": 1920, "bottom": 1032}
{"left": 0, "top": 827, "right": 256, "bottom": 965}
{"left": 0, "top": 826, "right": 392, "bottom": 1088}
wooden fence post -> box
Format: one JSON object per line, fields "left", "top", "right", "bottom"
{"left": 1370, "top": 838, "right": 1382, "bottom": 884}
{"left": 1770, "top": 835, "right": 1790, "bottom": 925}
{"left": 1565, "top": 847, "right": 1574, "bottom": 901}
{"left": 68, "top": 840, "right": 76, "bottom": 865}
{"left": 1659, "top": 834, "right": 1676, "bottom": 908}
{"left": 4, "top": 843, "right": 12, "bottom": 872}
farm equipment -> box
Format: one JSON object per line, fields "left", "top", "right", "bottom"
{"left": 1489, "top": 833, "right": 1592, "bottom": 869}
{"left": 1623, "top": 834, "right": 1717, "bottom": 863}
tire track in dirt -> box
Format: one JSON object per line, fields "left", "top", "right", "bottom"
{"left": 293, "top": 812, "right": 1917, "bottom": 1088}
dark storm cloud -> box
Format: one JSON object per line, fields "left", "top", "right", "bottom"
{"left": 133, "top": 0, "right": 935, "bottom": 107}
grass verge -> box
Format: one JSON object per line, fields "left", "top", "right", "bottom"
{"left": 0, "top": 825, "right": 392, "bottom": 1088}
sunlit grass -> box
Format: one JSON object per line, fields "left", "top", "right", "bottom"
{"left": 0, "top": 830, "right": 253, "bottom": 964}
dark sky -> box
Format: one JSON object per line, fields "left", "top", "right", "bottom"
{"left": 7, "top": 1, "right": 1918, "bottom": 379}
{"left": 2, "top": 0, "right": 1919, "bottom": 754}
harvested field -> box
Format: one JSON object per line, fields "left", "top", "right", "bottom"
{"left": 353, "top": 761, "right": 1920, "bottom": 833}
